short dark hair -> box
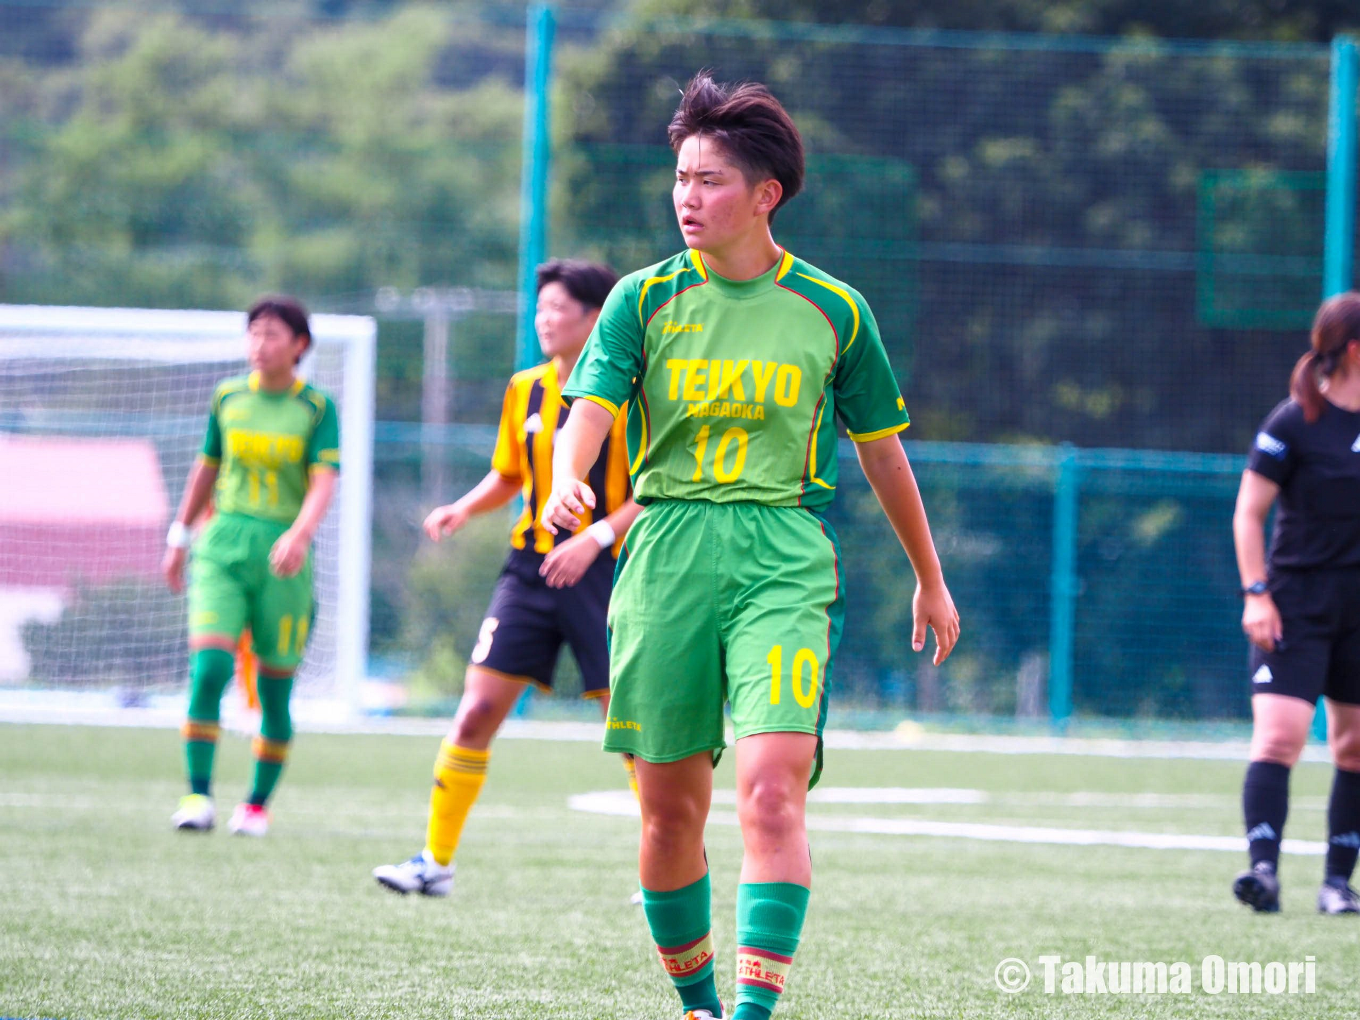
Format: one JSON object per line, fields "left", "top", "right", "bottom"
{"left": 247, "top": 295, "right": 311, "bottom": 342}
{"left": 667, "top": 71, "right": 804, "bottom": 222}
{"left": 535, "top": 259, "right": 618, "bottom": 311}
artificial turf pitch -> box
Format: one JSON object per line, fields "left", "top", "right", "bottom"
{"left": 1, "top": 723, "right": 1355, "bottom": 1019}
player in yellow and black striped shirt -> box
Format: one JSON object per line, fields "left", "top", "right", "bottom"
{"left": 372, "top": 259, "right": 639, "bottom": 897}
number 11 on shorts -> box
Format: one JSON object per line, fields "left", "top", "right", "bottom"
{"left": 767, "top": 644, "right": 819, "bottom": 708}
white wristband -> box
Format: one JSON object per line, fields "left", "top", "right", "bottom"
{"left": 166, "top": 521, "right": 191, "bottom": 549}
{"left": 585, "top": 520, "right": 616, "bottom": 550}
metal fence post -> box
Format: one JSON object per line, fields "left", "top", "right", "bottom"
{"left": 1313, "top": 36, "right": 1357, "bottom": 740}
{"left": 1048, "top": 445, "right": 1079, "bottom": 730}
{"left": 1324, "top": 35, "right": 1357, "bottom": 300}
{"left": 516, "top": 4, "right": 556, "bottom": 371}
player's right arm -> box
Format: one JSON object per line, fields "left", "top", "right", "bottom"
{"left": 1234, "top": 471, "right": 1282, "bottom": 652}
{"left": 423, "top": 470, "right": 522, "bottom": 542}
{"left": 424, "top": 375, "right": 524, "bottom": 542}
{"left": 543, "top": 401, "right": 615, "bottom": 534}
{"left": 547, "top": 276, "right": 644, "bottom": 533}
{"left": 164, "top": 389, "right": 229, "bottom": 593}
{"left": 162, "top": 457, "right": 219, "bottom": 594}
{"left": 1235, "top": 403, "right": 1295, "bottom": 652}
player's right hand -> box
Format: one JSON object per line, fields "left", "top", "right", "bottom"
{"left": 1242, "top": 593, "right": 1283, "bottom": 653}
{"left": 541, "top": 478, "right": 596, "bottom": 535}
{"left": 162, "top": 547, "right": 187, "bottom": 594}
{"left": 423, "top": 503, "right": 469, "bottom": 542}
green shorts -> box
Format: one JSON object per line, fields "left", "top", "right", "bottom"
{"left": 187, "top": 512, "right": 314, "bottom": 673}
{"left": 604, "top": 500, "right": 844, "bottom": 784}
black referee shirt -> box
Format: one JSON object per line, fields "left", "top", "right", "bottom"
{"left": 1247, "top": 397, "right": 1360, "bottom": 570}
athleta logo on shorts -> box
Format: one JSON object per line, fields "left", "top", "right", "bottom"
{"left": 1255, "top": 432, "right": 1287, "bottom": 458}
{"left": 606, "top": 717, "right": 642, "bottom": 732}
{"left": 1252, "top": 664, "right": 1273, "bottom": 684}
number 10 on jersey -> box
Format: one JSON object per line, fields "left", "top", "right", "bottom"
{"left": 690, "top": 424, "right": 749, "bottom": 483}
{"left": 768, "top": 645, "right": 820, "bottom": 708}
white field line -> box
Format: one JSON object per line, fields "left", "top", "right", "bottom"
{"left": 0, "top": 690, "right": 1334, "bottom": 762}
{"left": 567, "top": 789, "right": 1327, "bottom": 856}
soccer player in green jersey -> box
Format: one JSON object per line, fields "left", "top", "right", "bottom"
{"left": 162, "top": 296, "right": 340, "bottom": 837}
{"left": 543, "top": 74, "right": 960, "bottom": 1020}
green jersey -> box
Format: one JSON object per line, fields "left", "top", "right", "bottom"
{"left": 562, "top": 248, "right": 909, "bottom": 511}
{"left": 200, "top": 372, "right": 340, "bottom": 525}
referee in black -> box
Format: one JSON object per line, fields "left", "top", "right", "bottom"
{"left": 1233, "top": 291, "right": 1360, "bottom": 915}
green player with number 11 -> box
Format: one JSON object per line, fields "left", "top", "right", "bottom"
{"left": 543, "top": 74, "right": 959, "bottom": 1020}
{"left": 162, "top": 296, "right": 339, "bottom": 838}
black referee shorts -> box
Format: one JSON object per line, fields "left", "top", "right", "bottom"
{"left": 1248, "top": 568, "right": 1360, "bottom": 706}
{"left": 469, "top": 552, "right": 613, "bottom": 696}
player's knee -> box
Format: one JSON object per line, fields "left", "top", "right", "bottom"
{"left": 640, "top": 807, "right": 705, "bottom": 857}
{"left": 1329, "top": 730, "right": 1360, "bottom": 771}
{"left": 452, "top": 696, "right": 503, "bottom": 744}
{"left": 190, "top": 648, "right": 235, "bottom": 700}
{"left": 737, "top": 777, "right": 802, "bottom": 840}
{"left": 1251, "top": 739, "right": 1306, "bottom": 767}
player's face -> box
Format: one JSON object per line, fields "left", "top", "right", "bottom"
{"left": 536, "top": 280, "right": 597, "bottom": 360}
{"left": 247, "top": 314, "right": 307, "bottom": 377}
{"left": 673, "top": 134, "right": 780, "bottom": 255}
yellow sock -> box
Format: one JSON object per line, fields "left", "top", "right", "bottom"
{"left": 623, "top": 754, "right": 639, "bottom": 802}
{"left": 424, "top": 740, "right": 489, "bottom": 867}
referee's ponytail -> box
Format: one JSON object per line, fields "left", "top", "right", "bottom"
{"left": 1292, "top": 291, "right": 1360, "bottom": 423}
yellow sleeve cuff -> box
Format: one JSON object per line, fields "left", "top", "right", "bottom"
{"left": 574, "top": 393, "right": 621, "bottom": 418}
{"left": 847, "top": 421, "right": 911, "bottom": 443}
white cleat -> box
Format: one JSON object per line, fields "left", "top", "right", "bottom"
{"left": 172, "top": 794, "right": 215, "bottom": 831}
{"left": 227, "top": 803, "right": 270, "bottom": 837}
{"left": 372, "top": 852, "right": 455, "bottom": 896}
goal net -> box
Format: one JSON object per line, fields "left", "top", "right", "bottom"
{"left": 0, "top": 304, "right": 374, "bottom": 718}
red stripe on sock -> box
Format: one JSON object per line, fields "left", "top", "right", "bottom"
{"left": 737, "top": 946, "right": 793, "bottom": 965}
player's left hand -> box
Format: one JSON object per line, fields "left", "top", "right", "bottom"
{"left": 913, "top": 580, "right": 960, "bottom": 666}
{"left": 269, "top": 527, "right": 311, "bottom": 578}
{"left": 539, "top": 533, "right": 601, "bottom": 589}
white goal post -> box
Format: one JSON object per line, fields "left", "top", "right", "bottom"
{"left": 0, "top": 304, "right": 375, "bottom": 720}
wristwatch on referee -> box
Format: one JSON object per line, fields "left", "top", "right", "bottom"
{"left": 1241, "top": 580, "right": 1269, "bottom": 597}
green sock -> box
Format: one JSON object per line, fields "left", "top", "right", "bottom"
{"left": 733, "top": 882, "right": 810, "bottom": 1020}
{"left": 641, "top": 873, "right": 722, "bottom": 1016}
{"left": 183, "top": 649, "right": 234, "bottom": 796}
{"left": 247, "top": 674, "right": 293, "bottom": 807}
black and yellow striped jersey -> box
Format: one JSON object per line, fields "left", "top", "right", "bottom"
{"left": 491, "top": 361, "right": 630, "bottom": 558}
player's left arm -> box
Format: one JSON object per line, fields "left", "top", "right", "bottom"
{"left": 540, "top": 497, "right": 644, "bottom": 589}
{"left": 272, "top": 393, "right": 340, "bottom": 578}
{"left": 834, "top": 289, "right": 958, "bottom": 665}
{"left": 270, "top": 466, "right": 337, "bottom": 578}
{"left": 855, "top": 436, "right": 958, "bottom": 665}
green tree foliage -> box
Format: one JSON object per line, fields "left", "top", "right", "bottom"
{"left": 0, "top": 6, "right": 523, "bottom": 309}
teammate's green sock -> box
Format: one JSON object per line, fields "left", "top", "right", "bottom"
{"left": 641, "top": 873, "right": 722, "bottom": 1016}
{"left": 733, "top": 882, "right": 810, "bottom": 1019}
{"left": 247, "top": 674, "right": 293, "bottom": 806}
{"left": 183, "top": 648, "right": 234, "bottom": 796}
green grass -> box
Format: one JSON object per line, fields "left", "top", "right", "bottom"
{"left": 1, "top": 723, "right": 1356, "bottom": 1019}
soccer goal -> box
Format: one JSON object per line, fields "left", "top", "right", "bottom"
{"left": 0, "top": 304, "right": 375, "bottom": 720}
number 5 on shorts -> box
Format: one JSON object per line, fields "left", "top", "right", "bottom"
{"left": 767, "top": 645, "right": 819, "bottom": 708}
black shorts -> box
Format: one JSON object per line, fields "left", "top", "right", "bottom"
{"left": 1248, "top": 568, "right": 1360, "bottom": 706}
{"left": 469, "top": 552, "right": 614, "bottom": 696}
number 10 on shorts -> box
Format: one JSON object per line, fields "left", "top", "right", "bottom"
{"left": 767, "top": 645, "right": 819, "bottom": 708}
